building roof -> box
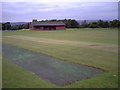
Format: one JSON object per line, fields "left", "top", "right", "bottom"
{"left": 30, "top": 22, "right": 65, "bottom": 26}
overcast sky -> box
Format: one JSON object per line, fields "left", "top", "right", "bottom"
{"left": 2, "top": 0, "right": 119, "bottom": 22}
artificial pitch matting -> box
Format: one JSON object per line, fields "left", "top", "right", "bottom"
{"left": 3, "top": 44, "right": 103, "bottom": 85}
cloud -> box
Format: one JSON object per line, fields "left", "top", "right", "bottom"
{"left": 2, "top": 2, "right": 118, "bottom": 22}
{"left": 1, "top": 0, "right": 119, "bottom": 2}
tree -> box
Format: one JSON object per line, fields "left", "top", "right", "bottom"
{"left": 2, "top": 23, "right": 5, "bottom": 30}
{"left": 32, "top": 19, "right": 38, "bottom": 22}
{"left": 80, "top": 20, "right": 88, "bottom": 28}
{"left": 104, "top": 21, "right": 109, "bottom": 28}
{"left": 10, "top": 23, "right": 29, "bottom": 30}
{"left": 97, "top": 20, "right": 105, "bottom": 28}
{"left": 0, "top": 23, "right": 2, "bottom": 30}
{"left": 39, "top": 19, "right": 80, "bottom": 28}
{"left": 49, "top": 19, "right": 57, "bottom": 22}
{"left": 110, "top": 19, "right": 119, "bottom": 28}
{"left": 2, "top": 22, "right": 11, "bottom": 30}
{"left": 22, "top": 23, "right": 29, "bottom": 29}
{"left": 10, "top": 25, "right": 19, "bottom": 30}
{"left": 89, "top": 22, "right": 99, "bottom": 28}
{"left": 118, "top": 21, "right": 120, "bottom": 28}
{"left": 70, "top": 20, "right": 79, "bottom": 28}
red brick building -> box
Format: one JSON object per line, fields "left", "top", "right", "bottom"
{"left": 29, "top": 22, "right": 66, "bottom": 30}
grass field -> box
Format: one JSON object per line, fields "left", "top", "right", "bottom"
{"left": 2, "top": 28, "right": 118, "bottom": 88}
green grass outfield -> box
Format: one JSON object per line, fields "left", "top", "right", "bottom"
{"left": 2, "top": 28, "right": 118, "bottom": 88}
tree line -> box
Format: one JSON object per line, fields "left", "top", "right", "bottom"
{"left": 38, "top": 19, "right": 120, "bottom": 28}
{"left": 80, "top": 19, "right": 120, "bottom": 28}
{"left": 2, "top": 22, "right": 29, "bottom": 30}
{"left": 1, "top": 19, "right": 120, "bottom": 30}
